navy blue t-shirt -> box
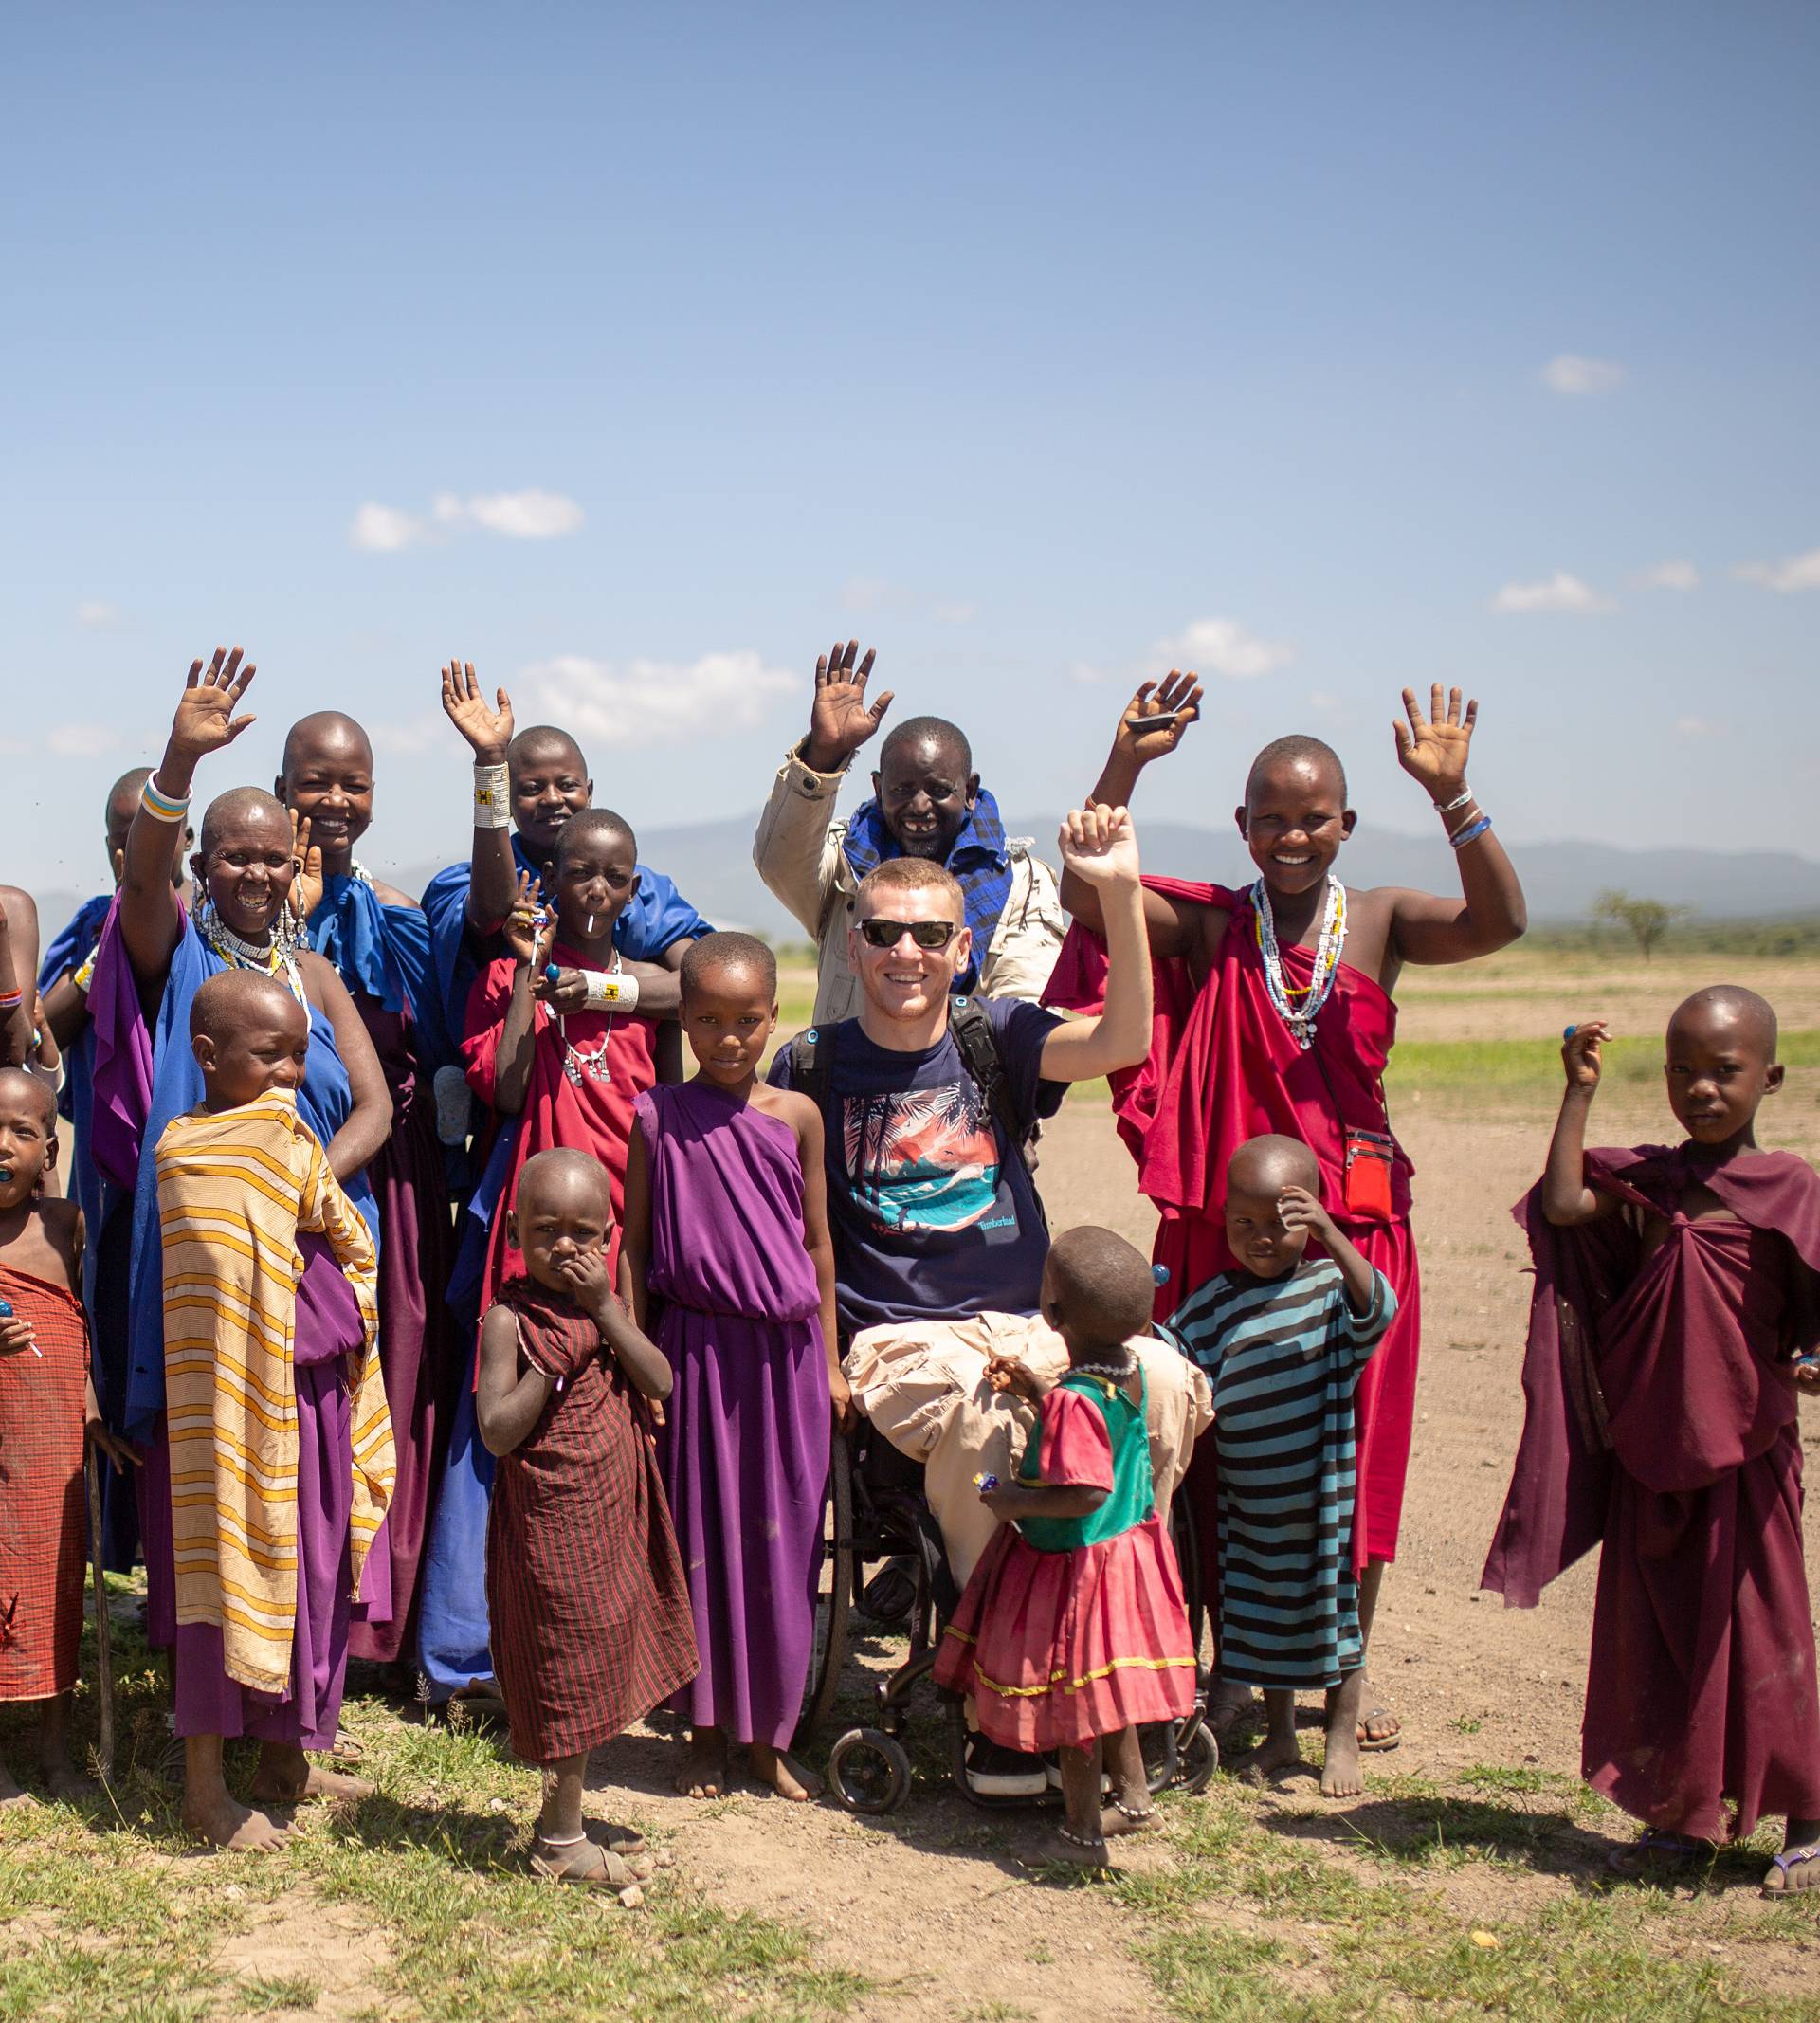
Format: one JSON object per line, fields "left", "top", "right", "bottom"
{"left": 770, "top": 994, "right": 1064, "bottom": 1338}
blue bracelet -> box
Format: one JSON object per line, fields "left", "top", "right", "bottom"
{"left": 1449, "top": 814, "right": 1492, "bottom": 850}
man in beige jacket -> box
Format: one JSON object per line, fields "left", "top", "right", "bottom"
{"left": 752, "top": 640, "right": 1065, "bottom": 1023}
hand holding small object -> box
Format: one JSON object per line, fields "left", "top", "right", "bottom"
{"left": 1561, "top": 1019, "right": 1610, "bottom": 1093}
{"left": 0, "top": 1298, "right": 42, "bottom": 1358}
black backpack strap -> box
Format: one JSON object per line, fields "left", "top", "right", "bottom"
{"left": 949, "top": 996, "right": 1037, "bottom": 1176}
{"left": 786, "top": 1024, "right": 830, "bottom": 1119}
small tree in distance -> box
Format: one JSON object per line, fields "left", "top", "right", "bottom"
{"left": 1592, "top": 888, "right": 1691, "bottom": 961}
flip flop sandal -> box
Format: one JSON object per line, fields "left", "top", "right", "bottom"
{"left": 1761, "top": 1841, "right": 1820, "bottom": 1896}
{"left": 330, "top": 1730, "right": 366, "bottom": 1765}
{"left": 1608, "top": 1828, "right": 1713, "bottom": 1876}
{"left": 531, "top": 1837, "right": 647, "bottom": 1904}
{"left": 1356, "top": 1709, "right": 1402, "bottom": 1753}
{"left": 590, "top": 1821, "right": 648, "bottom": 1856}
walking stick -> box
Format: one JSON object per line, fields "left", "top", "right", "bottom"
{"left": 85, "top": 1453, "right": 117, "bottom": 1778}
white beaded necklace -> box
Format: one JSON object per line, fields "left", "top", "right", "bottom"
{"left": 555, "top": 950, "right": 622, "bottom": 1086}
{"left": 1250, "top": 875, "right": 1346, "bottom": 1052}
{"left": 195, "top": 898, "right": 306, "bottom": 1005}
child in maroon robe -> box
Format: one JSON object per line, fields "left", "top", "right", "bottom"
{"left": 1484, "top": 988, "right": 1820, "bottom": 1894}
{"left": 477, "top": 1148, "right": 696, "bottom": 1900}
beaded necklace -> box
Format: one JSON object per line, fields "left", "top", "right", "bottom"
{"left": 194, "top": 897, "right": 306, "bottom": 1005}
{"left": 555, "top": 950, "right": 622, "bottom": 1086}
{"left": 1251, "top": 875, "right": 1346, "bottom": 1052}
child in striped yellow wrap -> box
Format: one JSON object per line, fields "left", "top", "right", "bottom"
{"left": 155, "top": 968, "right": 394, "bottom": 1852}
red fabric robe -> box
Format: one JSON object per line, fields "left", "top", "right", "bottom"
{"left": 1046, "top": 878, "right": 1421, "bottom": 1572}
{"left": 462, "top": 945, "right": 658, "bottom": 1318}
{"left": 1483, "top": 1145, "right": 1820, "bottom": 1840}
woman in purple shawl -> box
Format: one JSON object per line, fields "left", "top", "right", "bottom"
{"left": 92, "top": 650, "right": 394, "bottom": 1850}
{"left": 620, "top": 933, "right": 844, "bottom": 1804}
{"left": 1483, "top": 990, "right": 1820, "bottom": 1894}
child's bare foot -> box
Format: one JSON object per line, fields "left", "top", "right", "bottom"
{"left": 1241, "top": 1735, "right": 1304, "bottom": 1786}
{"left": 0, "top": 1763, "right": 38, "bottom": 1810}
{"left": 249, "top": 1746, "right": 373, "bottom": 1807}
{"left": 674, "top": 1729, "right": 730, "bottom": 1798}
{"left": 750, "top": 1741, "right": 823, "bottom": 1802}
{"left": 1320, "top": 1725, "right": 1364, "bottom": 1798}
{"left": 1762, "top": 1821, "right": 1820, "bottom": 1896}
{"left": 182, "top": 1786, "right": 292, "bottom": 1852}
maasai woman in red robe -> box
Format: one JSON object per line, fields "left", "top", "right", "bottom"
{"left": 461, "top": 812, "right": 679, "bottom": 1319}
{"left": 1484, "top": 992, "right": 1820, "bottom": 1894}
{"left": 1048, "top": 678, "right": 1528, "bottom": 1748}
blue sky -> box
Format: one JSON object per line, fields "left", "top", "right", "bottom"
{"left": 5, "top": 3, "right": 1816, "bottom": 901}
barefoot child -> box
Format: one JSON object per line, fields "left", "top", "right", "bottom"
{"left": 156, "top": 970, "right": 393, "bottom": 1850}
{"left": 476, "top": 1149, "right": 697, "bottom": 1897}
{"left": 0, "top": 1067, "right": 136, "bottom": 1803}
{"left": 1167, "top": 1136, "right": 1397, "bottom": 1798}
{"left": 621, "top": 932, "right": 842, "bottom": 1803}
{"left": 935, "top": 1226, "right": 1199, "bottom": 1866}
{"left": 1485, "top": 991, "right": 1820, "bottom": 1894}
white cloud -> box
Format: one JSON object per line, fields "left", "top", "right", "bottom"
{"left": 75, "top": 599, "right": 125, "bottom": 629}
{"left": 47, "top": 722, "right": 124, "bottom": 757}
{"left": 1151, "top": 616, "right": 1295, "bottom": 681}
{"left": 526, "top": 649, "right": 802, "bottom": 750}
{"left": 1634, "top": 559, "right": 1698, "bottom": 591}
{"left": 462, "top": 489, "right": 585, "bottom": 539}
{"left": 1541, "top": 354, "right": 1625, "bottom": 396}
{"left": 1734, "top": 546, "right": 1820, "bottom": 593}
{"left": 350, "top": 502, "right": 431, "bottom": 552}
{"left": 1488, "top": 572, "right": 1616, "bottom": 615}
{"left": 1673, "top": 715, "right": 1717, "bottom": 740}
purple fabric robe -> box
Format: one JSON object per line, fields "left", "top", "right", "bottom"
{"left": 1483, "top": 1144, "right": 1820, "bottom": 1840}
{"left": 634, "top": 1082, "right": 828, "bottom": 1747}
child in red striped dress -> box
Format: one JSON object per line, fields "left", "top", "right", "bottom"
{"left": 476, "top": 1148, "right": 697, "bottom": 1901}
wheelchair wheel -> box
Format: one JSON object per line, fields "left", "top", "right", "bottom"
{"left": 795, "top": 1433, "right": 855, "bottom": 1746}
{"left": 828, "top": 1725, "right": 911, "bottom": 1814}
{"left": 1174, "top": 1718, "right": 1219, "bottom": 1795}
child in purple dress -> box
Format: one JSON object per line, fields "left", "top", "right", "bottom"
{"left": 621, "top": 933, "right": 843, "bottom": 1803}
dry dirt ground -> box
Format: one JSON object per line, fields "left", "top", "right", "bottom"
{"left": 6, "top": 953, "right": 1818, "bottom": 2020}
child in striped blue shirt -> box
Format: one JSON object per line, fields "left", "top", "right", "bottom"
{"left": 1168, "top": 1134, "right": 1396, "bottom": 1797}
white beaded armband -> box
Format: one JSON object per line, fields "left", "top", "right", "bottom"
{"left": 473, "top": 762, "right": 511, "bottom": 829}
{"left": 583, "top": 969, "right": 639, "bottom": 1012}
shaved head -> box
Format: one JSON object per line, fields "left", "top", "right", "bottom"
{"left": 555, "top": 807, "right": 637, "bottom": 866}
{"left": 1227, "top": 1133, "right": 1321, "bottom": 1201}
{"left": 199, "top": 787, "right": 289, "bottom": 859}
{"left": 106, "top": 767, "right": 154, "bottom": 827}
{"left": 509, "top": 724, "right": 588, "bottom": 775}
{"left": 1669, "top": 986, "right": 1779, "bottom": 1058}
{"left": 191, "top": 969, "right": 305, "bottom": 1047}
{"left": 682, "top": 930, "right": 776, "bottom": 1002}
{"left": 1043, "top": 1224, "right": 1156, "bottom": 1351}
{"left": 1246, "top": 736, "right": 1348, "bottom": 809}
{"left": 517, "top": 1146, "right": 611, "bottom": 1220}
{"left": 880, "top": 715, "right": 973, "bottom": 777}
{"left": 0, "top": 1064, "right": 59, "bottom": 1133}
{"left": 282, "top": 711, "right": 373, "bottom": 776}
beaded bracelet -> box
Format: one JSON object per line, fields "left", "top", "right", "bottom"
{"left": 1449, "top": 814, "right": 1493, "bottom": 850}
{"left": 473, "top": 762, "right": 511, "bottom": 829}
{"left": 0, "top": 986, "right": 25, "bottom": 1012}
{"left": 139, "top": 775, "right": 191, "bottom": 825}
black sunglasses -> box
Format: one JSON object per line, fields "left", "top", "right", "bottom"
{"left": 857, "top": 917, "right": 960, "bottom": 952}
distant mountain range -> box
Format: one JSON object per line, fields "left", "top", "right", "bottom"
{"left": 28, "top": 817, "right": 1819, "bottom": 950}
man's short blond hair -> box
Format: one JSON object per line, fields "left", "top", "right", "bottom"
{"left": 855, "top": 857, "right": 965, "bottom": 918}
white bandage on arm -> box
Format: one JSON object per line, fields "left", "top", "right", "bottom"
{"left": 583, "top": 969, "right": 639, "bottom": 1012}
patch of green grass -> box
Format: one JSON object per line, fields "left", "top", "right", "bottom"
{"left": 239, "top": 1975, "right": 319, "bottom": 2013}
{"left": 1386, "top": 1029, "right": 1820, "bottom": 1102}
{"left": 1449, "top": 1714, "right": 1483, "bottom": 1735}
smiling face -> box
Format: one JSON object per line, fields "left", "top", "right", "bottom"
{"left": 849, "top": 883, "right": 972, "bottom": 1025}
{"left": 0, "top": 1069, "right": 58, "bottom": 1212}
{"left": 1222, "top": 1137, "right": 1320, "bottom": 1278}
{"left": 1236, "top": 753, "right": 1356, "bottom": 902}
{"left": 553, "top": 819, "right": 639, "bottom": 945}
{"left": 1664, "top": 994, "right": 1781, "bottom": 1150}
{"left": 193, "top": 984, "right": 311, "bottom": 1111}
{"left": 682, "top": 960, "right": 778, "bottom": 1087}
{"left": 277, "top": 714, "right": 375, "bottom": 870}
{"left": 193, "top": 797, "right": 298, "bottom": 939}
{"left": 510, "top": 731, "right": 592, "bottom": 862}
{"left": 872, "top": 733, "right": 978, "bottom": 862}
{"left": 508, "top": 1153, "right": 613, "bottom": 1293}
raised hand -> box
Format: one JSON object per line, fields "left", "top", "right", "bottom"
{"left": 290, "top": 811, "right": 325, "bottom": 924}
{"left": 804, "top": 639, "right": 893, "bottom": 774}
{"left": 169, "top": 647, "right": 258, "bottom": 764}
{"left": 1114, "top": 670, "right": 1203, "bottom": 769}
{"left": 441, "top": 659, "right": 515, "bottom": 765}
{"left": 1056, "top": 803, "right": 1140, "bottom": 890}
{"left": 501, "top": 870, "right": 551, "bottom": 968}
{"left": 1561, "top": 1019, "right": 1610, "bottom": 1094}
{"left": 1394, "top": 684, "right": 1476, "bottom": 803}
